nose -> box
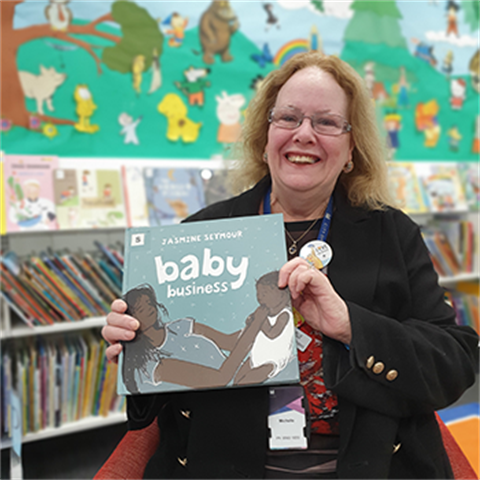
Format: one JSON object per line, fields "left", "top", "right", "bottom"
{"left": 292, "top": 117, "right": 316, "bottom": 143}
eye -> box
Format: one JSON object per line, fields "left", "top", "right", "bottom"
{"left": 315, "top": 116, "right": 340, "bottom": 128}
{"left": 276, "top": 110, "right": 300, "bottom": 124}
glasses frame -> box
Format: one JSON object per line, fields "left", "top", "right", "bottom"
{"left": 268, "top": 107, "right": 352, "bottom": 137}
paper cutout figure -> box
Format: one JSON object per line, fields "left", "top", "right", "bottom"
{"left": 42, "top": 123, "right": 58, "bottom": 139}
{"left": 251, "top": 43, "right": 273, "bottom": 68}
{"left": 73, "top": 85, "right": 99, "bottom": 133}
{"left": 395, "top": 66, "right": 410, "bottom": 108}
{"left": 415, "top": 100, "right": 441, "bottom": 148}
{"left": 157, "top": 93, "right": 201, "bottom": 143}
{"left": 263, "top": 3, "right": 280, "bottom": 31}
{"left": 445, "top": 0, "right": 460, "bottom": 37}
{"left": 447, "top": 125, "right": 462, "bottom": 152}
{"left": 473, "top": 116, "right": 480, "bottom": 154}
{"left": 148, "top": 48, "right": 162, "bottom": 95}
{"left": 45, "top": 0, "right": 72, "bottom": 31}
{"left": 216, "top": 91, "right": 245, "bottom": 143}
{"left": 441, "top": 50, "right": 454, "bottom": 77}
{"left": 199, "top": 0, "right": 239, "bottom": 64}
{"left": 162, "top": 12, "right": 188, "bottom": 47}
{"left": 132, "top": 55, "right": 146, "bottom": 94}
{"left": 175, "top": 66, "right": 211, "bottom": 107}
{"left": 469, "top": 50, "right": 479, "bottom": 93}
{"left": 122, "top": 271, "right": 293, "bottom": 393}
{"left": 119, "top": 113, "right": 142, "bottom": 145}
{"left": 411, "top": 38, "right": 437, "bottom": 66}
{"left": 450, "top": 78, "right": 466, "bottom": 110}
{"left": 19, "top": 66, "right": 67, "bottom": 115}
{"left": 384, "top": 112, "right": 402, "bottom": 159}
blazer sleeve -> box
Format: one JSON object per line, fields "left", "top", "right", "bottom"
{"left": 323, "top": 211, "right": 479, "bottom": 418}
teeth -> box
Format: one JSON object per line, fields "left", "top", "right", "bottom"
{"left": 286, "top": 154, "right": 318, "bottom": 164}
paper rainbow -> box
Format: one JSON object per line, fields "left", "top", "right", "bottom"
{"left": 273, "top": 39, "right": 310, "bottom": 67}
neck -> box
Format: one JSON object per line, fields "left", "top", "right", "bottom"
{"left": 269, "top": 187, "right": 331, "bottom": 222}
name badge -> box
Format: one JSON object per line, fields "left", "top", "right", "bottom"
{"left": 268, "top": 385, "right": 309, "bottom": 450}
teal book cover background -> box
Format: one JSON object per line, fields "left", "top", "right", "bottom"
{"left": 118, "top": 214, "right": 300, "bottom": 395}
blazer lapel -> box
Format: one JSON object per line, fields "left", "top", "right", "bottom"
{"left": 328, "top": 189, "right": 382, "bottom": 309}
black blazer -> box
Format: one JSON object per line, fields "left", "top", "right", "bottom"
{"left": 128, "top": 176, "right": 479, "bottom": 479}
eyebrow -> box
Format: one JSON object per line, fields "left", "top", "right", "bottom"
{"left": 280, "top": 105, "right": 336, "bottom": 115}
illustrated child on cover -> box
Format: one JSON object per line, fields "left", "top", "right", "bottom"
{"left": 121, "top": 271, "right": 294, "bottom": 394}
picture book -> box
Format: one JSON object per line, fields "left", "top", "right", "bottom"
{"left": 415, "top": 163, "right": 468, "bottom": 213}
{"left": 118, "top": 214, "right": 300, "bottom": 395}
{"left": 75, "top": 169, "right": 127, "bottom": 229}
{"left": 457, "top": 162, "right": 479, "bottom": 211}
{"left": 53, "top": 168, "right": 80, "bottom": 230}
{"left": 201, "top": 167, "right": 234, "bottom": 206}
{"left": 3, "top": 154, "right": 58, "bottom": 232}
{"left": 1, "top": 157, "right": 6, "bottom": 235}
{"left": 387, "top": 162, "right": 427, "bottom": 214}
{"left": 122, "top": 165, "right": 149, "bottom": 227}
{"left": 143, "top": 167, "right": 206, "bottom": 226}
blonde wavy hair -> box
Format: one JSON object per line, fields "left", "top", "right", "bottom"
{"left": 230, "top": 51, "right": 394, "bottom": 210}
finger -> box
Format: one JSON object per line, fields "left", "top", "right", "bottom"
{"left": 111, "top": 298, "right": 128, "bottom": 313}
{"left": 278, "top": 257, "right": 311, "bottom": 288}
{"left": 102, "top": 324, "right": 136, "bottom": 344}
{"left": 106, "top": 310, "right": 139, "bottom": 330}
{"left": 106, "top": 343, "right": 123, "bottom": 363}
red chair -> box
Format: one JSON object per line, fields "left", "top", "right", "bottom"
{"left": 94, "top": 414, "right": 477, "bottom": 479}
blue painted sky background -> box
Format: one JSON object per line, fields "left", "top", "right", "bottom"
{"left": 14, "top": 0, "right": 479, "bottom": 75}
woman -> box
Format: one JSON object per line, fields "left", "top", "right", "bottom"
{"left": 102, "top": 52, "right": 478, "bottom": 478}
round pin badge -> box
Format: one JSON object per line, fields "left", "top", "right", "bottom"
{"left": 299, "top": 240, "right": 333, "bottom": 270}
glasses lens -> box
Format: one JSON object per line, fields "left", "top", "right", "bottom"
{"left": 271, "top": 108, "right": 300, "bottom": 128}
{"left": 313, "top": 114, "right": 345, "bottom": 135}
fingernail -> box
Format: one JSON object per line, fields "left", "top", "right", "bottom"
{"left": 130, "top": 320, "right": 139, "bottom": 329}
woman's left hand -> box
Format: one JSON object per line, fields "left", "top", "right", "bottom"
{"left": 278, "top": 257, "right": 352, "bottom": 345}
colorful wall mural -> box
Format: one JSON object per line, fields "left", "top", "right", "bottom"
{"left": 1, "top": 0, "right": 479, "bottom": 161}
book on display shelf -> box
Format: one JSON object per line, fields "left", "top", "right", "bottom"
{"left": 143, "top": 167, "right": 206, "bottom": 226}
{"left": 118, "top": 214, "right": 300, "bottom": 396}
{"left": 3, "top": 154, "right": 58, "bottom": 233}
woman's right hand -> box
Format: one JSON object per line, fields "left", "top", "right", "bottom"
{"left": 102, "top": 299, "right": 140, "bottom": 362}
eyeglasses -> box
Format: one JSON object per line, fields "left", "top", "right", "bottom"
{"left": 268, "top": 106, "right": 352, "bottom": 137}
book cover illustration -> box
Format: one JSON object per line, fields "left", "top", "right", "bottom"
{"left": 118, "top": 214, "right": 300, "bottom": 395}
{"left": 53, "top": 168, "right": 80, "bottom": 230}
{"left": 122, "top": 165, "right": 149, "bottom": 227}
{"left": 387, "top": 162, "right": 427, "bottom": 214}
{"left": 3, "top": 154, "right": 58, "bottom": 232}
{"left": 75, "top": 169, "right": 127, "bottom": 229}
{"left": 144, "top": 167, "right": 206, "bottom": 226}
{"left": 201, "top": 167, "right": 234, "bottom": 206}
{"left": 457, "top": 162, "right": 479, "bottom": 211}
{"left": 416, "top": 163, "right": 468, "bottom": 213}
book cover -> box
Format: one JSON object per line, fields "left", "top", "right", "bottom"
{"left": 457, "top": 162, "right": 479, "bottom": 211}
{"left": 3, "top": 154, "right": 58, "bottom": 232}
{"left": 118, "top": 214, "right": 300, "bottom": 395}
{"left": 0, "top": 157, "right": 6, "bottom": 235}
{"left": 387, "top": 162, "right": 428, "bottom": 214}
{"left": 416, "top": 163, "right": 468, "bottom": 213}
{"left": 75, "top": 169, "right": 127, "bottom": 229}
{"left": 144, "top": 167, "right": 206, "bottom": 226}
{"left": 122, "top": 165, "right": 149, "bottom": 227}
{"left": 53, "top": 168, "right": 81, "bottom": 230}
{"left": 201, "top": 167, "right": 234, "bottom": 206}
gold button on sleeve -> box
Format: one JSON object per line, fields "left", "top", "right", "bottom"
{"left": 372, "top": 362, "right": 385, "bottom": 374}
{"left": 386, "top": 370, "right": 398, "bottom": 381}
{"left": 366, "top": 356, "right": 375, "bottom": 369}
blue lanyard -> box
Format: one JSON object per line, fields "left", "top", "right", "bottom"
{"left": 264, "top": 187, "right": 333, "bottom": 242}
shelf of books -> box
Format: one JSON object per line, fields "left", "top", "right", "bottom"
{"left": 0, "top": 154, "right": 477, "bottom": 454}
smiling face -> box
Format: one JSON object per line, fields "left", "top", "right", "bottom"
{"left": 265, "top": 66, "right": 354, "bottom": 205}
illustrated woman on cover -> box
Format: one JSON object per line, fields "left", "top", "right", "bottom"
{"left": 121, "top": 271, "right": 294, "bottom": 394}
